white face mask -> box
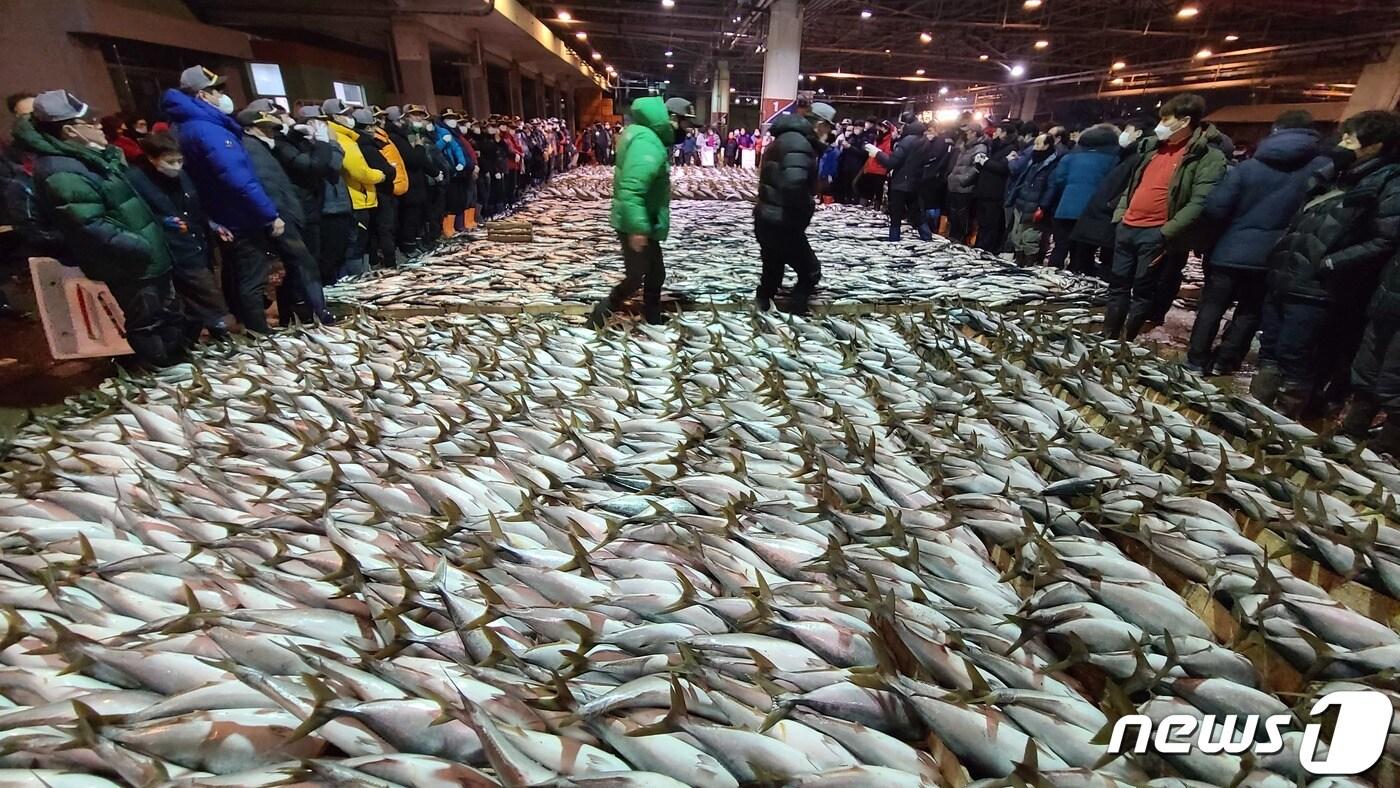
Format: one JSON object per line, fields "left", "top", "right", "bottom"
{"left": 1154, "top": 120, "right": 1182, "bottom": 141}
{"left": 315, "top": 122, "right": 331, "bottom": 142}
{"left": 212, "top": 94, "right": 235, "bottom": 114}
{"left": 445, "top": 119, "right": 459, "bottom": 129}
{"left": 155, "top": 161, "right": 183, "bottom": 177}
{"left": 1118, "top": 130, "right": 1137, "bottom": 148}
{"left": 343, "top": 116, "right": 357, "bottom": 129}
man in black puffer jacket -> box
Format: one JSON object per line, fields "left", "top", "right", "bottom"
{"left": 754, "top": 103, "right": 835, "bottom": 315}
{"left": 1255, "top": 110, "right": 1400, "bottom": 420}
{"left": 870, "top": 113, "right": 933, "bottom": 242}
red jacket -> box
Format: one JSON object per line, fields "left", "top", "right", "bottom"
{"left": 862, "top": 132, "right": 892, "bottom": 177}
{"left": 503, "top": 132, "right": 525, "bottom": 173}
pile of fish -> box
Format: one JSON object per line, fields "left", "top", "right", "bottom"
{"left": 328, "top": 200, "right": 1102, "bottom": 312}
{"left": 532, "top": 165, "right": 758, "bottom": 203}
{"left": 0, "top": 307, "right": 1397, "bottom": 787}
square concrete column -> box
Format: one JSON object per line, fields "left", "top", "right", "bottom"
{"left": 533, "top": 77, "right": 547, "bottom": 118}
{"left": 509, "top": 63, "right": 525, "bottom": 117}
{"left": 1346, "top": 42, "right": 1400, "bottom": 116}
{"left": 462, "top": 63, "right": 490, "bottom": 119}
{"left": 566, "top": 87, "right": 578, "bottom": 130}
{"left": 1018, "top": 86, "right": 1040, "bottom": 121}
{"left": 759, "top": 0, "right": 801, "bottom": 128}
{"left": 391, "top": 20, "right": 436, "bottom": 113}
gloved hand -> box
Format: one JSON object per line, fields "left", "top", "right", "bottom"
{"left": 162, "top": 216, "right": 189, "bottom": 234}
{"left": 973, "top": 152, "right": 989, "bottom": 167}
{"left": 456, "top": 163, "right": 465, "bottom": 171}
{"left": 1032, "top": 208, "right": 1044, "bottom": 224}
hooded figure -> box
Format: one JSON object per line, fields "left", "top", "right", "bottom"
{"left": 754, "top": 105, "right": 832, "bottom": 315}
{"left": 1044, "top": 123, "right": 1121, "bottom": 271}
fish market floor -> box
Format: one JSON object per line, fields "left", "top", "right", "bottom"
{"left": 2, "top": 308, "right": 1399, "bottom": 786}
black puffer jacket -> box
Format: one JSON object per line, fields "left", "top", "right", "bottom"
{"left": 755, "top": 113, "right": 821, "bottom": 228}
{"left": 1268, "top": 155, "right": 1400, "bottom": 305}
{"left": 973, "top": 137, "right": 1016, "bottom": 203}
{"left": 272, "top": 130, "right": 339, "bottom": 225}
{"left": 242, "top": 135, "right": 305, "bottom": 227}
{"left": 875, "top": 121, "right": 931, "bottom": 194}
{"left": 125, "top": 162, "right": 212, "bottom": 270}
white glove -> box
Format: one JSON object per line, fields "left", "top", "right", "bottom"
{"left": 973, "top": 152, "right": 989, "bottom": 166}
{"left": 456, "top": 163, "right": 465, "bottom": 171}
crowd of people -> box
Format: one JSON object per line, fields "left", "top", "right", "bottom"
{"left": 0, "top": 66, "right": 578, "bottom": 368}
{"left": 577, "top": 120, "right": 763, "bottom": 168}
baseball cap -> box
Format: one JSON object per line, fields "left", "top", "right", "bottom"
{"left": 31, "top": 90, "right": 92, "bottom": 124}
{"left": 236, "top": 108, "right": 282, "bottom": 128}
{"left": 179, "top": 65, "right": 226, "bottom": 93}
{"left": 244, "top": 98, "right": 278, "bottom": 115}
{"left": 321, "top": 98, "right": 352, "bottom": 118}
{"left": 664, "top": 97, "right": 697, "bottom": 119}
{"left": 810, "top": 102, "right": 837, "bottom": 124}
{"left": 296, "top": 105, "right": 326, "bottom": 121}
{"left": 383, "top": 106, "right": 403, "bottom": 122}
{"left": 442, "top": 108, "right": 463, "bottom": 120}
{"left": 351, "top": 107, "right": 376, "bottom": 126}
{"left": 403, "top": 104, "right": 429, "bottom": 117}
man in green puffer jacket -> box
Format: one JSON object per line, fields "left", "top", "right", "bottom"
{"left": 589, "top": 96, "right": 694, "bottom": 327}
{"left": 22, "top": 90, "right": 185, "bottom": 368}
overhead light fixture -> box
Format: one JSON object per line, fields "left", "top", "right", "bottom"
{"left": 1023, "top": 0, "right": 1042, "bottom": 8}
{"left": 665, "top": 49, "right": 673, "bottom": 56}
{"left": 1177, "top": 5, "right": 1198, "bottom": 18}
{"left": 919, "top": 32, "right": 932, "bottom": 44}
{"left": 860, "top": 9, "right": 872, "bottom": 18}
{"left": 576, "top": 31, "right": 587, "bottom": 40}
{"left": 915, "top": 68, "right": 925, "bottom": 75}
{"left": 1111, "top": 77, "right": 1124, "bottom": 85}
{"left": 729, "top": 87, "right": 736, "bottom": 92}
{"left": 557, "top": 10, "right": 571, "bottom": 20}
{"left": 733, "top": 15, "right": 740, "bottom": 21}
{"left": 1224, "top": 34, "right": 1239, "bottom": 42}
{"left": 1034, "top": 40, "right": 1049, "bottom": 49}
{"left": 939, "top": 85, "right": 948, "bottom": 95}
{"left": 1111, "top": 60, "right": 1126, "bottom": 70}
{"left": 808, "top": 75, "right": 816, "bottom": 82}
{"left": 1194, "top": 47, "right": 1212, "bottom": 58}
{"left": 1010, "top": 64, "right": 1026, "bottom": 77}
{"left": 817, "top": 88, "right": 824, "bottom": 93}
{"left": 979, "top": 54, "right": 989, "bottom": 61}
{"left": 661, "top": 0, "right": 675, "bottom": 7}
{"left": 592, "top": 52, "right": 602, "bottom": 60}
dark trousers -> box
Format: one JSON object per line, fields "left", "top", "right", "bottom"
{"left": 271, "top": 221, "right": 328, "bottom": 322}
{"left": 1259, "top": 295, "right": 1335, "bottom": 393}
{"left": 107, "top": 274, "right": 186, "bottom": 368}
{"left": 607, "top": 233, "right": 665, "bottom": 320}
{"left": 369, "top": 195, "right": 398, "bottom": 268}
{"left": 1352, "top": 316, "right": 1400, "bottom": 414}
{"left": 170, "top": 263, "right": 229, "bottom": 329}
{"left": 1186, "top": 266, "right": 1267, "bottom": 372}
{"left": 223, "top": 232, "right": 273, "bottom": 334}
{"left": 319, "top": 213, "right": 352, "bottom": 285}
{"left": 1103, "top": 224, "right": 1169, "bottom": 339}
{"left": 1047, "top": 218, "right": 1075, "bottom": 269}
{"left": 1070, "top": 242, "right": 1110, "bottom": 277}
{"left": 398, "top": 198, "right": 426, "bottom": 251}
{"left": 946, "top": 193, "right": 974, "bottom": 244}
{"left": 1151, "top": 252, "right": 1190, "bottom": 323}
{"left": 345, "top": 209, "right": 373, "bottom": 278}
{"left": 888, "top": 190, "right": 931, "bottom": 242}
{"left": 425, "top": 185, "right": 446, "bottom": 242}
{"left": 974, "top": 199, "right": 1006, "bottom": 252}
{"left": 755, "top": 220, "right": 820, "bottom": 313}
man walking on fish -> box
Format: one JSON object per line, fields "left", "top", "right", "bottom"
{"left": 588, "top": 97, "right": 695, "bottom": 327}
{"left": 753, "top": 102, "right": 836, "bottom": 315}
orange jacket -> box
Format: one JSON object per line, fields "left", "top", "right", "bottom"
{"left": 371, "top": 126, "right": 409, "bottom": 197}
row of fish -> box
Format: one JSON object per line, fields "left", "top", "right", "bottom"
{"left": 328, "top": 200, "right": 1103, "bottom": 312}
{"left": 533, "top": 166, "right": 758, "bottom": 203}
{"left": 0, "top": 307, "right": 1396, "bottom": 787}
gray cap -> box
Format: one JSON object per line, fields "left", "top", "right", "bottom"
{"left": 809, "top": 102, "right": 837, "bottom": 124}
{"left": 236, "top": 107, "right": 281, "bottom": 128}
{"left": 296, "top": 105, "right": 326, "bottom": 120}
{"left": 244, "top": 98, "right": 279, "bottom": 115}
{"left": 31, "top": 90, "right": 92, "bottom": 124}
{"left": 351, "top": 107, "right": 376, "bottom": 126}
{"left": 321, "top": 98, "right": 352, "bottom": 118}
{"left": 664, "top": 97, "right": 697, "bottom": 119}
{"left": 179, "top": 65, "right": 226, "bottom": 93}
{"left": 384, "top": 105, "right": 404, "bottom": 123}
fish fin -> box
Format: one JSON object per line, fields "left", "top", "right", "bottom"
{"left": 1039, "top": 631, "right": 1089, "bottom": 674}
{"left": 564, "top": 620, "right": 597, "bottom": 650}
{"left": 662, "top": 569, "right": 699, "bottom": 614}
{"left": 0, "top": 606, "right": 27, "bottom": 653}
{"left": 558, "top": 534, "right": 595, "bottom": 579}
{"left": 626, "top": 674, "right": 687, "bottom": 737}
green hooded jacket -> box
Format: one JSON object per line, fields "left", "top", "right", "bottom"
{"left": 610, "top": 97, "right": 674, "bottom": 241}
{"left": 1113, "top": 122, "right": 1229, "bottom": 250}
{"left": 15, "top": 118, "right": 172, "bottom": 283}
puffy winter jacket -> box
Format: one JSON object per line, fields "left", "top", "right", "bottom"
{"left": 755, "top": 113, "right": 820, "bottom": 228}
{"left": 125, "top": 161, "right": 211, "bottom": 270}
{"left": 1071, "top": 149, "right": 1139, "bottom": 248}
{"left": 610, "top": 97, "right": 673, "bottom": 240}
{"left": 1269, "top": 155, "right": 1400, "bottom": 305}
{"left": 242, "top": 134, "right": 305, "bottom": 228}
{"left": 862, "top": 132, "right": 891, "bottom": 177}
{"left": 162, "top": 89, "right": 280, "bottom": 233}
{"left": 369, "top": 126, "right": 409, "bottom": 197}
{"left": 391, "top": 124, "right": 438, "bottom": 204}
{"left": 947, "top": 134, "right": 988, "bottom": 195}
{"left": 1045, "top": 125, "right": 1120, "bottom": 221}
{"left": 973, "top": 138, "right": 1016, "bottom": 203}
{"left": 273, "top": 130, "right": 340, "bottom": 223}
{"left": 1202, "top": 127, "right": 1328, "bottom": 271}
{"left": 875, "top": 122, "right": 932, "bottom": 194}
{"left": 329, "top": 121, "right": 384, "bottom": 210}
{"left": 1005, "top": 150, "right": 1061, "bottom": 214}
{"left": 434, "top": 123, "right": 468, "bottom": 172}
{"left": 1114, "top": 123, "right": 1229, "bottom": 250}
{"left": 16, "top": 118, "right": 172, "bottom": 283}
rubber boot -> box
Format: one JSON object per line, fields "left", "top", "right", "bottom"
{"left": 1276, "top": 386, "right": 1310, "bottom": 420}
{"left": 1377, "top": 417, "right": 1400, "bottom": 458}
{"left": 586, "top": 301, "right": 611, "bottom": 329}
{"left": 642, "top": 300, "right": 667, "bottom": 325}
{"left": 466, "top": 207, "right": 478, "bottom": 229}
{"left": 1340, "top": 393, "right": 1380, "bottom": 439}
{"left": 1250, "top": 364, "right": 1283, "bottom": 406}
{"left": 441, "top": 215, "right": 456, "bottom": 238}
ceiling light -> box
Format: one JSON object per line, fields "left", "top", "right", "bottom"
{"left": 1194, "top": 47, "right": 1212, "bottom": 58}
{"left": 733, "top": 16, "right": 740, "bottom": 21}
{"left": 915, "top": 68, "right": 925, "bottom": 75}
{"left": 1177, "top": 5, "right": 1198, "bottom": 18}
{"left": 1111, "top": 60, "right": 1126, "bottom": 70}
{"left": 939, "top": 85, "right": 948, "bottom": 94}
{"left": 856, "top": 85, "right": 863, "bottom": 90}
{"left": 808, "top": 75, "right": 816, "bottom": 82}
{"left": 1034, "top": 40, "right": 1049, "bottom": 49}
{"left": 665, "top": 49, "right": 673, "bottom": 56}
{"left": 729, "top": 87, "right": 736, "bottom": 92}
{"left": 817, "top": 88, "right": 824, "bottom": 93}
{"left": 860, "top": 9, "right": 872, "bottom": 18}
{"left": 557, "top": 10, "right": 571, "bottom": 20}
{"left": 979, "top": 54, "right": 989, "bottom": 61}
{"left": 1224, "top": 34, "right": 1239, "bottom": 42}
{"left": 661, "top": 0, "right": 675, "bottom": 7}
{"left": 1111, "top": 77, "right": 1124, "bottom": 85}
{"left": 1023, "top": 0, "right": 1041, "bottom": 7}
{"left": 592, "top": 52, "right": 602, "bottom": 60}
{"left": 1010, "top": 64, "right": 1026, "bottom": 77}
{"left": 576, "top": 31, "right": 587, "bottom": 40}
{"left": 919, "top": 32, "right": 932, "bottom": 44}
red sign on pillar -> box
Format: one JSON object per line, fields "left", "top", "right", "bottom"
{"left": 762, "top": 98, "right": 795, "bottom": 125}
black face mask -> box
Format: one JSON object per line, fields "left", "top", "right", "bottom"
{"left": 1032, "top": 147, "right": 1051, "bottom": 162}
{"left": 1328, "top": 145, "right": 1358, "bottom": 172}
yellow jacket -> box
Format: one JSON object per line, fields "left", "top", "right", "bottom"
{"left": 330, "top": 122, "right": 384, "bottom": 210}
{"left": 371, "top": 127, "right": 409, "bottom": 197}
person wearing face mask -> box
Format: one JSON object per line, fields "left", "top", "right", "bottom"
{"left": 292, "top": 106, "right": 352, "bottom": 286}
{"left": 446, "top": 113, "right": 480, "bottom": 236}
{"left": 474, "top": 119, "right": 507, "bottom": 219}
{"left": 125, "top": 131, "right": 234, "bottom": 340}
{"left": 321, "top": 98, "right": 386, "bottom": 279}
{"left": 754, "top": 102, "right": 834, "bottom": 315}
{"left": 358, "top": 107, "right": 407, "bottom": 268}
{"left": 257, "top": 100, "right": 340, "bottom": 273}
{"left": 1068, "top": 117, "right": 1152, "bottom": 278}
{"left": 867, "top": 112, "right": 934, "bottom": 242}
{"left": 388, "top": 106, "right": 439, "bottom": 256}
{"left": 1253, "top": 110, "right": 1400, "bottom": 422}
{"left": 588, "top": 96, "right": 692, "bottom": 328}
{"left": 433, "top": 110, "right": 469, "bottom": 234}
{"left": 502, "top": 119, "right": 526, "bottom": 207}
{"left": 162, "top": 66, "right": 286, "bottom": 335}
{"left": 1003, "top": 133, "right": 1062, "bottom": 266}
{"left": 1101, "top": 93, "right": 1228, "bottom": 340}
{"left": 21, "top": 90, "right": 185, "bottom": 368}
{"left": 1185, "top": 110, "right": 1329, "bottom": 376}
{"left": 1041, "top": 123, "right": 1122, "bottom": 272}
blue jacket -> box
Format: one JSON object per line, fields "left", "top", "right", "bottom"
{"left": 1203, "top": 126, "right": 1328, "bottom": 270}
{"left": 434, "top": 124, "right": 468, "bottom": 171}
{"left": 161, "top": 89, "right": 280, "bottom": 233}
{"left": 1045, "top": 125, "right": 1120, "bottom": 221}
{"left": 1005, "top": 150, "right": 1061, "bottom": 213}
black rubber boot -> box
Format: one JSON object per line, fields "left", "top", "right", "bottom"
{"left": 1376, "top": 417, "right": 1400, "bottom": 458}
{"left": 586, "top": 301, "right": 611, "bottom": 329}
{"left": 1340, "top": 394, "right": 1381, "bottom": 439}
{"left": 1250, "top": 364, "right": 1283, "bottom": 406}
{"left": 1276, "top": 387, "right": 1310, "bottom": 420}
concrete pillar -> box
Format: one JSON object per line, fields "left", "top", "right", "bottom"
{"left": 565, "top": 87, "right": 578, "bottom": 130}
{"left": 1346, "top": 42, "right": 1400, "bottom": 116}
{"left": 714, "top": 60, "right": 730, "bottom": 125}
{"left": 545, "top": 83, "right": 558, "bottom": 118}
{"left": 462, "top": 64, "right": 490, "bottom": 119}
{"left": 509, "top": 63, "right": 524, "bottom": 117}
{"left": 533, "top": 77, "right": 547, "bottom": 118}
{"left": 696, "top": 92, "right": 710, "bottom": 127}
{"left": 1018, "top": 86, "right": 1040, "bottom": 121}
{"left": 759, "top": 0, "right": 801, "bottom": 128}
{"left": 391, "top": 20, "right": 436, "bottom": 114}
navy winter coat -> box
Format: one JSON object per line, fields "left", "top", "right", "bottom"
{"left": 1005, "top": 151, "right": 1061, "bottom": 214}
{"left": 162, "top": 89, "right": 280, "bottom": 233}
{"left": 1203, "top": 127, "right": 1328, "bottom": 270}
{"left": 1045, "top": 125, "right": 1120, "bottom": 221}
